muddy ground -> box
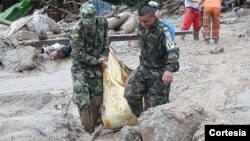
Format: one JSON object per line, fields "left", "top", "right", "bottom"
{"left": 0, "top": 11, "right": 250, "bottom": 141}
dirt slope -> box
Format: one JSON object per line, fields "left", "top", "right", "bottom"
{"left": 0, "top": 12, "right": 250, "bottom": 141}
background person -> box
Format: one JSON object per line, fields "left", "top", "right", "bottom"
{"left": 199, "top": 0, "right": 223, "bottom": 44}
{"left": 180, "top": 0, "right": 200, "bottom": 41}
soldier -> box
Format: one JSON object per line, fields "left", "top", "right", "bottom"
{"left": 148, "top": 0, "right": 176, "bottom": 40}
{"left": 49, "top": 3, "right": 109, "bottom": 133}
{"left": 124, "top": 4, "right": 179, "bottom": 118}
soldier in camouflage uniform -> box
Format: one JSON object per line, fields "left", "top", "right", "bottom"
{"left": 124, "top": 4, "right": 179, "bottom": 118}
{"left": 49, "top": 3, "right": 109, "bottom": 133}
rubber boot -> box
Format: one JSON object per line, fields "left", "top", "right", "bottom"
{"left": 193, "top": 31, "right": 199, "bottom": 41}
{"left": 89, "top": 96, "right": 102, "bottom": 127}
{"left": 205, "top": 38, "right": 210, "bottom": 44}
{"left": 79, "top": 108, "right": 95, "bottom": 133}
{"left": 213, "top": 38, "right": 219, "bottom": 44}
{"left": 180, "top": 29, "right": 186, "bottom": 40}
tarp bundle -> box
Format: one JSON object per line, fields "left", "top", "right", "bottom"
{"left": 102, "top": 50, "right": 137, "bottom": 128}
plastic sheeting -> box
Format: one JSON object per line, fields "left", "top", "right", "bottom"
{"left": 91, "top": 0, "right": 112, "bottom": 16}
{"left": 102, "top": 50, "right": 137, "bottom": 129}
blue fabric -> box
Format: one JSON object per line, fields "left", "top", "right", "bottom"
{"left": 91, "top": 0, "right": 112, "bottom": 16}
{"left": 223, "top": 0, "right": 231, "bottom": 4}
{"left": 161, "top": 18, "right": 175, "bottom": 40}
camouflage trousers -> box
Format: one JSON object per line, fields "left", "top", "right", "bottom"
{"left": 72, "top": 73, "right": 103, "bottom": 133}
{"left": 124, "top": 68, "right": 170, "bottom": 117}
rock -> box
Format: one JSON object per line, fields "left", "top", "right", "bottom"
{"left": 26, "top": 14, "right": 61, "bottom": 34}
{"left": 245, "top": 29, "right": 250, "bottom": 37}
{"left": 225, "top": 90, "right": 250, "bottom": 122}
{"left": 2, "top": 46, "right": 40, "bottom": 72}
{"left": 113, "top": 125, "right": 142, "bottom": 141}
{"left": 209, "top": 46, "right": 224, "bottom": 54}
{"left": 235, "top": 8, "right": 249, "bottom": 17}
{"left": 239, "top": 28, "right": 250, "bottom": 38}
{"left": 220, "top": 17, "right": 238, "bottom": 24}
{"left": 138, "top": 101, "right": 205, "bottom": 141}
{"left": 192, "top": 118, "right": 237, "bottom": 141}
{"left": 16, "top": 30, "right": 38, "bottom": 41}
{"left": 6, "top": 14, "right": 61, "bottom": 38}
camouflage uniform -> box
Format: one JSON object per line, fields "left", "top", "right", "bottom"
{"left": 68, "top": 3, "right": 109, "bottom": 133}
{"left": 124, "top": 19, "right": 179, "bottom": 117}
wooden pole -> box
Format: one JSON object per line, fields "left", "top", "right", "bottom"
{"left": 21, "top": 31, "right": 193, "bottom": 47}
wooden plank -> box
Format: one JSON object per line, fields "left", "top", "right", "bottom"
{"left": 109, "top": 31, "right": 193, "bottom": 41}
{"left": 21, "top": 38, "right": 70, "bottom": 47}
{"left": 108, "top": 34, "right": 138, "bottom": 41}
{"left": 175, "top": 31, "right": 193, "bottom": 35}
{"left": 21, "top": 31, "right": 193, "bottom": 47}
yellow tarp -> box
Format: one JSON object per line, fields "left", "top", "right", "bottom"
{"left": 102, "top": 50, "right": 137, "bottom": 129}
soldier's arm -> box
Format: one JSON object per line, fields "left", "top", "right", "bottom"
{"left": 165, "top": 49, "right": 179, "bottom": 72}
{"left": 71, "top": 42, "right": 102, "bottom": 65}
{"left": 162, "top": 29, "right": 179, "bottom": 73}
{"left": 69, "top": 29, "right": 102, "bottom": 65}
{"left": 101, "top": 19, "right": 109, "bottom": 57}
{"left": 161, "top": 32, "right": 179, "bottom": 84}
{"left": 57, "top": 44, "right": 72, "bottom": 56}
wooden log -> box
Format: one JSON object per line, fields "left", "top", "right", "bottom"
{"left": 20, "top": 38, "right": 70, "bottom": 47}
{"left": 109, "top": 34, "right": 138, "bottom": 41}
{"left": 0, "top": 19, "right": 12, "bottom": 26}
{"left": 21, "top": 31, "right": 193, "bottom": 47}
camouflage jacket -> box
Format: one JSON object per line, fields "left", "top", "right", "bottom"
{"left": 68, "top": 17, "right": 109, "bottom": 77}
{"left": 138, "top": 19, "right": 179, "bottom": 79}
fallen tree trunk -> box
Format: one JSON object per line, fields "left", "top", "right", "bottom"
{"left": 0, "top": 19, "right": 12, "bottom": 26}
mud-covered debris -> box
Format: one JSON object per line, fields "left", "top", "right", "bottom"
{"left": 6, "top": 14, "right": 61, "bottom": 39}
{"left": 2, "top": 46, "right": 40, "bottom": 72}
{"left": 209, "top": 46, "right": 224, "bottom": 54}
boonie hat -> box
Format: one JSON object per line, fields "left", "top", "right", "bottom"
{"left": 80, "top": 3, "right": 96, "bottom": 25}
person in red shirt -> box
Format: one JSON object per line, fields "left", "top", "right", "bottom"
{"left": 180, "top": 0, "right": 201, "bottom": 41}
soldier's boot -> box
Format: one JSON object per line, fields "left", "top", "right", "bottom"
{"left": 79, "top": 107, "right": 95, "bottom": 133}
{"left": 193, "top": 31, "right": 199, "bottom": 41}
{"left": 89, "top": 96, "right": 102, "bottom": 127}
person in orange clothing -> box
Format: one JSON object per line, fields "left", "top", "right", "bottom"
{"left": 199, "top": 0, "right": 223, "bottom": 44}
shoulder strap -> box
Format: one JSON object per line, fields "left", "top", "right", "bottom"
{"left": 160, "top": 18, "right": 175, "bottom": 40}
{"left": 159, "top": 21, "right": 179, "bottom": 52}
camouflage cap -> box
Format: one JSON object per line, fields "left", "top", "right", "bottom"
{"left": 80, "top": 3, "right": 96, "bottom": 25}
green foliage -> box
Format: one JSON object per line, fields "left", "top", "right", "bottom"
{"left": 0, "top": 0, "right": 33, "bottom": 21}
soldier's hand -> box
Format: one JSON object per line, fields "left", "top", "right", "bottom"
{"left": 162, "top": 71, "right": 173, "bottom": 84}
{"left": 100, "top": 62, "right": 107, "bottom": 71}
{"left": 100, "top": 55, "right": 108, "bottom": 62}
{"left": 49, "top": 50, "right": 59, "bottom": 60}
